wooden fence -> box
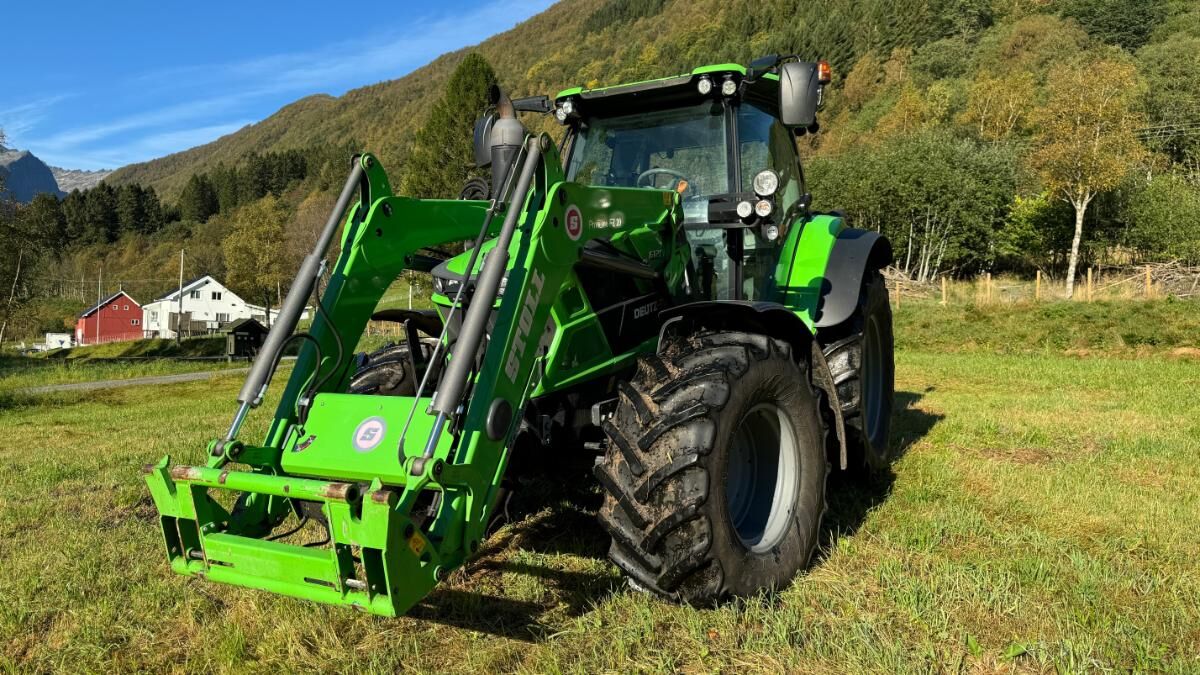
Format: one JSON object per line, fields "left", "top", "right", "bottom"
{"left": 885, "top": 262, "right": 1200, "bottom": 307}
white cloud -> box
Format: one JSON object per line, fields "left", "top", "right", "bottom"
{"left": 16, "top": 0, "right": 555, "bottom": 170}
{"left": 40, "top": 120, "right": 254, "bottom": 169}
{"left": 0, "top": 95, "right": 75, "bottom": 144}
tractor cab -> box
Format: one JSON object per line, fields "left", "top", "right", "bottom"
{"left": 555, "top": 58, "right": 830, "bottom": 301}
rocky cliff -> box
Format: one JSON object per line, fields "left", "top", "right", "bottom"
{"left": 0, "top": 147, "right": 66, "bottom": 202}
{"left": 50, "top": 165, "right": 113, "bottom": 193}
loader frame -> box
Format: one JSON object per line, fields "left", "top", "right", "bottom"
{"left": 145, "top": 137, "right": 689, "bottom": 615}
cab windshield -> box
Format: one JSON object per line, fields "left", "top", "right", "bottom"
{"left": 565, "top": 98, "right": 801, "bottom": 302}
{"left": 565, "top": 101, "right": 727, "bottom": 224}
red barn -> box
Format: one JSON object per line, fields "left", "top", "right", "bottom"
{"left": 75, "top": 291, "right": 143, "bottom": 346}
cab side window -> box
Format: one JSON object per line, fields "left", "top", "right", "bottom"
{"left": 737, "top": 104, "right": 801, "bottom": 219}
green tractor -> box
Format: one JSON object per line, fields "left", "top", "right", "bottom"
{"left": 144, "top": 55, "right": 894, "bottom": 615}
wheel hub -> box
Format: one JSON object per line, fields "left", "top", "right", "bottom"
{"left": 725, "top": 402, "right": 800, "bottom": 553}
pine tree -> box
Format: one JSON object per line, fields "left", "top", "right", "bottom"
{"left": 61, "top": 189, "right": 87, "bottom": 242}
{"left": 141, "top": 186, "right": 165, "bottom": 232}
{"left": 179, "top": 173, "right": 219, "bottom": 223}
{"left": 116, "top": 184, "right": 146, "bottom": 233}
{"left": 400, "top": 53, "right": 498, "bottom": 199}
{"left": 83, "top": 182, "right": 119, "bottom": 243}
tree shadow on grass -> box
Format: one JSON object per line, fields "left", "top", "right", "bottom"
{"left": 816, "top": 389, "right": 943, "bottom": 561}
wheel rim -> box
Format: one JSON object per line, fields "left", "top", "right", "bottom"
{"left": 725, "top": 403, "right": 800, "bottom": 553}
{"left": 862, "top": 315, "right": 887, "bottom": 448}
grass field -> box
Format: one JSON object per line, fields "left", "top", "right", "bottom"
{"left": 1, "top": 304, "right": 1198, "bottom": 672}
{"left": 35, "top": 336, "right": 228, "bottom": 360}
{"left": 0, "top": 357, "right": 243, "bottom": 393}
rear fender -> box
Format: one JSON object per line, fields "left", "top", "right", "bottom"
{"left": 658, "top": 301, "right": 814, "bottom": 355}
{"left": 813, "top": 228, "right": 892, "bottom": 329}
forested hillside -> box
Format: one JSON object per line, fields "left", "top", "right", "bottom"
{"left": 2, "top": 0, "right": 1199, "bottom": 343}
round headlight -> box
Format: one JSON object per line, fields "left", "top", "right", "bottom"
{"left": 697, "top": 76, "right": 713, "bottom": 95}
{"left": 753, "top": 170, "right": 779, "bottom": 197}
{"left": 736, "top": 200, "right": 754, "bottom": 219}
{"left": 763, "top": 224, "right": 780, "bottom": 242}
{"left": 754, "top": 200, "right": 773, "bottom": 218}
{"left": 721, "top": 78, "right": 738, "bottom": 96}
{"left": 561, "top": 100, "right": 575, "bottom": 116}
{"left": 555, "top": 107, "right": 568, "bottom": 123}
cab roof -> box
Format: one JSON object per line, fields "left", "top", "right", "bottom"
{"left": 554, "top": 63, "right": 780, "bottom": 119}
{"left": 555, "top": 64, "right": 750, "bottom": 100}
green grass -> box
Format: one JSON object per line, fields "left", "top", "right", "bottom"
{"left": 2, "top": 344, "right": 1198, "bottom": 672}
{"left": 37, "top": 336, "right": 227, "bottom": 360}
{"left": 0, "top": 357, "right": 243, "bottom": 393}
{"left": 894, "top": 297, "right": 1200, "bottom": 356}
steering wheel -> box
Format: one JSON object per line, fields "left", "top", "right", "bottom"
{"left": 636, "top": 168, "right": 696, "bottom": 198}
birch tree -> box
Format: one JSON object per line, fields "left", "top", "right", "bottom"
{"left": 223, "top": 195, "right": 289, "bottom": 327}
{"left": 1030, "top": 60, "right": 1144, "bottom": 298}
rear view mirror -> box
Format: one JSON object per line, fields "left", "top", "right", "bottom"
{"left": 778, "top": 61, "right": 820, "bottom": 128}
{"left": 473, "top": 113, "right": 496, "bottom": 168}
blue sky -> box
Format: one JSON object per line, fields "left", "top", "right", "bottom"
{"left": 0, "top": 1, "right": 554, "bottom": 171}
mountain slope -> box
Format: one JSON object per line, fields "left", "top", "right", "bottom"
{"left": 110, "top": 0, "right": 995, "bottom": 199}
{"left": 108, "top": 0, "right": 594, "bottom": 198}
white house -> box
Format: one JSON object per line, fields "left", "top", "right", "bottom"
{"left": 142, "top": 275, "right": 310, "bottom": 339}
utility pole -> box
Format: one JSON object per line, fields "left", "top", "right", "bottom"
{"left": 96, "top": 264, "right": 103, "bottom": 346}
{"left": 177, "top": 248, "right": 185, "bottom": 344}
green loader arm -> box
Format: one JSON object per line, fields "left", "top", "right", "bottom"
{"left": 144, "top": 135, "right": 682, "bottom": 616}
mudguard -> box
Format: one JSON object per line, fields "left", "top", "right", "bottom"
{"left": 370, "top": 308, "right": 444, "bottom": 336}
{"left": 659, "top": 301, "right": 814, "bottom": 352}
{"left": 813, "top": 228, "right": 892, "bottom": 329}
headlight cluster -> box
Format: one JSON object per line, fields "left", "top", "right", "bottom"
{"left": 432, "top": 271, "right": 507, "bottom": 301}
{"left": 554, "top": 99, "right": 576, "bottom": 124}
{"left": 734, "top": 170, "right": 785, "bottom": 243}
{"left": 736, "top": 170, "right": 780, "bottom": 221}
{"left": 432, "top": 275, "right": 459, "bottom": 296}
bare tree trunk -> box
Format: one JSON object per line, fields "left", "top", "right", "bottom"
{"left": 904, "top": 219, "right": 915, "bottom": 276}
{"left": 1065, "top": 196, "right": 1089, "bottom": 299}
{"left": 0, "top": 249, "right": 25, "bottom": 349}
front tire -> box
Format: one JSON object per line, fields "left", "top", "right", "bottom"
{"left": 596, "top": 330, "right": 827, "bottom": 604}
{"left": 347, "top": 342, "right": 438, "bottom": 396}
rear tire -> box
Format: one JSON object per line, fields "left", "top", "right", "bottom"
{"left": 820, "top": 270, "right": 894, "bottom": 472}
{"left": 596, "top": 330, "right": 827, "bottom": 605}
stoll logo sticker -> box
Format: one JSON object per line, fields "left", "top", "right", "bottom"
{"left": 352, "top": 416, "right": 387, "bottom": 452}
{"left": 565, "top": 204, "right": 583, "bottom": 241}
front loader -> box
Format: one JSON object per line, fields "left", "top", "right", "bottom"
{"left": 144, "top": 56, "right": 894, "bottom": 615}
